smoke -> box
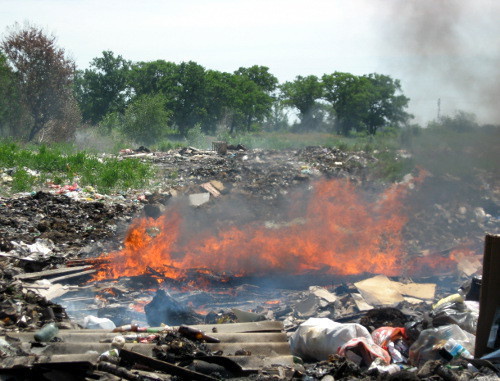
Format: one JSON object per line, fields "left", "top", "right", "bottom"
{"left": 375, "top": 0, "right": 500, "bottom": 123}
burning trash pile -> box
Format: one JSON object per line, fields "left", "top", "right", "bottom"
{"left": 0, "top": 146, "right": 499, "bottom": 380}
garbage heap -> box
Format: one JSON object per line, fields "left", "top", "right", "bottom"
{"left": 290, "top": 282, "right": 498, "bottom": 381}
{"left": 1, "top": 271, "right": 499, "bottom": 380}
{"left": 0, "top": 146, "right": 498, "bottom": 379}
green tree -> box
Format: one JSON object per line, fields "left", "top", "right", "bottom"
{"left": 322, "top": 72, "right": 371, "bottom": 135}
{"left": 0, "top": 51, "right": 25, "bottom": 137}
{"left": 323, "top": 72, "right": 410, "bottom": 135}
{"left": 128, "top": 62, "right": 279, "bottom": 135}
{"left": 204, "top": 70, "right": 235, "bottom": 133}
{"left": 280, "top": 75, "right": 324, "bottom": 130}
{"left": 363, "top": 73, "right": 411, "bottom": 135}
{"left": 430, "top": 110, "right": 478, "bottom": 132}
{"left": 172, "top": 61, "right": 207, "bottom": 135}
{"left": 128, "top": 60, "right": 179, "bottom": 102}
{"left": 2, "top": 24, "right": 80, "bottom": 141}
{"left": 129, "top": 60, "right": 213, "bottom": 135}
{"left": 75, "top": 50, "right": 130, "bottom": 124}
{"left": 234, "top": 65, "right": 278, "bottom": 94}
{"left": 229, "top": 73, "right": 275, "bottom": 133}
{"left": 263, "top": 101, "right": 290, "bottom": 131}
{"left": 122, "top": 93, "right": 171, "bottom": 145}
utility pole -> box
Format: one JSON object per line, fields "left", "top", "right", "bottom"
{"left": 437, "top": 98, "right": 441, "bottom": 120}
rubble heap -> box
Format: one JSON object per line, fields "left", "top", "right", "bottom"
{"left": 0, "top": 146, "right": 498, "bottom": 380}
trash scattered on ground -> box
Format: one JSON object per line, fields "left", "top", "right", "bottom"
{"left": 0, "top": 146, "right": 498, "bottom": 379}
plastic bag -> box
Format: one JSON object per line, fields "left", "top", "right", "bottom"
{"left": 409, "top": 324, "right": 475, "bottom": 367}
{"left": 338, "top": 337, "right": 391, "bottom": 366}
{"left": 368, "top": 358, "right": 405, "bottom": 374}
{"left": 431, "top": 296, "right": 478, "bottom": 334}
{"left": 372, "top": 326, "right": 409, "bottom": 363}
{"left": 290, "top": 318, "right": 373, "bottom": 362}
{"left": 83, "top": 315, "right": 116, "bottom": 330}
{"left": 387, "top": 340, "right": 407, "bottom": 363}
{"left": 372, "top": 326, "right": 407, "bottom": 348}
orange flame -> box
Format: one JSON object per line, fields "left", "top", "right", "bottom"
{"left": 93, "top": 178, "right": 419, "bottom": 282}
{"left": 408, "top": 246, "right": 481, "bottom": 277}
{"left": 264, "top": 300, "right": 281, "bottom": 305}
{"left": 130, "top": 300, "right": 149, "bottom": 313}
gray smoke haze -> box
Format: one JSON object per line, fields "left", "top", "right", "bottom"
{"left": 374, "top": 0, "right": 500, "bottom": 124}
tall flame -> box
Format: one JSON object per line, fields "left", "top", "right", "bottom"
{"left": 94, "top": 178, "right": 419, "bottom": 281}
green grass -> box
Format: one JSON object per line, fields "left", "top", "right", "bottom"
{"left": 371, "top": 150, "right": 415, "bottom": 182}
{"left": 214, "top": 130, "right": 401, "bottom": 152}
{"left": 0, "top": 141, "right": 155, "bottom": 194}
{"left": 11, "top": 168, "right": 38, "bottom": 192}
{"left": 153, "top": 138, "right": 186, "bottom": 152}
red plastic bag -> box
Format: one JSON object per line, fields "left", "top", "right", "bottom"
{"left": 338, "top": 337, "right": 391, "bottom": 366}
{"left": 372, "top": 327, "right": 407, "bottom": 349}
{"left": 372, "top": 326, "right": 409, "bottom": 363}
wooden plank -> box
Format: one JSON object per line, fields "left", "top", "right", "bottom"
{"left": 0, "top": 354, "right": 99, "bottom": 369}
{"left": 36, "top": 343, "right": 290, "bottom": 356}
{"left": 119, "top": 349, "right": 217, "bottom": 381}
{"left": 206, "top": 342, "right": 291, "bottom": 356}
{"left": 38, "top": 343, "right": 155, "bottom": 357}
{"left": 5, "top": 321, "right": 291, "bottom": 374}
{"left": 36, "top": 342, "right": 290, "bottom": 357}
{"left": 14, "top": 265, "right": 91, "bottom": 281}
{"left": 229, "top": 355, "right": 296, "bottom": 371}
{"left": 49, "top": 269, "right": 96, "bottom": 283}
{"left": 177, "top": 321, "right": 285, "bottom": 334}
{"left": 475, "top": 233, "right": 500, "bottom": 357}
{"left": 76, "top": 321, "right": 284, "bottom": 334}
{"left": 4, "top": 354, "right": 297, "bottom": 374}
{"left": 8, "top": 331, "right": 288, "bottom": 344}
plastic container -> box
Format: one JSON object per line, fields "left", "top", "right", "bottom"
{"left": 34, "top": 323, "right": 59, "bottom": 342}
{"left": 409, "top": 324, "right": 475, "bottom": 367}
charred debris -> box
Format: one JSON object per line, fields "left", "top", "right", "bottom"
{"left": 0, "top": 145, "right": 499, "bottom": 380}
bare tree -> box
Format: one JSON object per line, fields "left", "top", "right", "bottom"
{"left": 2, "top": 23, "right": 80, "bottom": 141}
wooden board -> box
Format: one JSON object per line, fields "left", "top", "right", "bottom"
{"left": 8, "top": 331, "right": 288, "bottom": 344}
{"left": 3, "top": 321, "right": 292, "bottom": 372}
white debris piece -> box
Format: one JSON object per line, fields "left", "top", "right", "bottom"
{"left": 188, "top": 193, "right": 210, "bottom": 207}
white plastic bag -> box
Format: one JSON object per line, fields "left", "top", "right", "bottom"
{"left": 290, "top": 318, "right": 373, "bottom": 361}
{"left": 83, "top": 315, "right": 116, "bottom": 330}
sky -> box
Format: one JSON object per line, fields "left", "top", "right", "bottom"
{"left": 2, "top": 0, "right": 500, "bottom": 124}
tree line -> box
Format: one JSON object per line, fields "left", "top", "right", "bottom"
{"left": 0, "top": 24, "right": 412, "bottom": 143}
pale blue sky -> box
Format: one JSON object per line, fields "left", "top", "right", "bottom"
{"left": 2, "top": 0, "right": 499, "bottom": 124}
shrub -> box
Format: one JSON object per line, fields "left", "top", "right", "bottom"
{"left": 122, "top": 94, "right": 171, "bottom": 146}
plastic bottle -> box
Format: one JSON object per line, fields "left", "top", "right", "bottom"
{"left": 34, "top": 323, "right": 59, "bottom": 342}
{"left": 442, "top": 339, "right": 473, "bottom": 360}
{"left": 112, "top": 323, "right": 138, "bottom": 332}
{"left": 383, "top": 364, "right": 404, "bottom": 374}
{"left": 178, "top": 325, "right": 220, "bottom": 343}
